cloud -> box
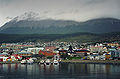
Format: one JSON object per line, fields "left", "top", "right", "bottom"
{"left": 0, "top": 0, "right": 120, "bottom": 26}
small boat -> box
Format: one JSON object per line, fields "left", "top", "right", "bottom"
{"left": 45, "top": 59, "right": 51, "bottom": 65}
{"left": 53, "top": 60, "right": 59, "bottom": 65}
{"left": 21, "top": 59, "right": 27, "bottom": 64}
{"left": 39, "top": 60, "right": 44, "bottom": 64}
{"left": 27, "top": 59, "right": 34, "bottom": 64}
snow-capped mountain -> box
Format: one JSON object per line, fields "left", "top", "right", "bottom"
{"left": 0, "top": 12, "right": 120, "bottom": 34}
{"left": 11, "top": 11, "right": 41, "bottom": 22}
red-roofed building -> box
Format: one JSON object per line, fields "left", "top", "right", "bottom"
{"left": 39, "top": 50, "right": 56, "bottom": 57}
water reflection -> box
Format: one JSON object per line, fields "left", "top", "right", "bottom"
{"left": 0, "top": 63, "right": 120, "bottom": 79}
{"left": 38, "top": 64, "right": 60, "bottom": 74}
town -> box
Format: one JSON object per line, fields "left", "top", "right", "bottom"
{"left": 0, "top": 41, "right": 120, "bottom": 65}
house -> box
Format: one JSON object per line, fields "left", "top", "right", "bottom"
{"left": 108, "top": 47, "right": 117, "bottom": 51}
{"left": 74, "top": 49, "right": 90, "bottom": 57}
{"left": 107, "top": 43, "right": 119, "bottom": 47}
{"left": 105, "top": 53, "right": 111, "bottom": 60}
{"left": 89, "top": 55, "right": 105, "bottom": 60}
{"left": 110, "top": 50, "right": 120, "bottom": 60}
{"left": 90, "top": 46, "right": 103, "bottom": 53}
{"left": 89, "top": 55, "right": 99, "bottom": 60}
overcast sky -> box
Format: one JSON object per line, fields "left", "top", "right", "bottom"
{"left": 0, "top": 0, "right": 120, "bottom": 26}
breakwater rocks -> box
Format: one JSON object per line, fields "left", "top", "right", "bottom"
{"left": 61, "top": 60, "right": 120, "bottom": 65}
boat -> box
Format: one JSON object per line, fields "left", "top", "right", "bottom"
{"left": 39, "top": 60, "right": 44, "bottom": 64}
{"left": 45, "top": 59, "right": 51, "bottom": 65}
{"left": 21, "top": 59, "right": 27, "bottom": 64}
{"left": 27, "top": 59, "right": 34, "bottom": 64}
{"left": 53, "top": 60, "right": 59, "bottom": 65}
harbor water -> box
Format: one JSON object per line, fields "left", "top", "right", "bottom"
{"left": 0, "top": 63, "right": 120, "bottom": 79}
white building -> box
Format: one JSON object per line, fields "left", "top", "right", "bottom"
{"left": 27, "top": 47, "right": 44, "bottom": 54}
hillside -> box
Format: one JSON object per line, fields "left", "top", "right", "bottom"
{"left": 0, "top": 12, "right": 120, "bottom": 34}
{"left": 0, "top": 32, "right": 120, "bottom": 43}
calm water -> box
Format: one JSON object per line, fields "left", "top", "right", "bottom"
{"left": 0, "top": 63, "right": 120, "bottom": 79}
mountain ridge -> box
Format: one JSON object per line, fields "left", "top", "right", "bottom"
{"left": 0, "top": 12, "right": 120, "bottom": 34}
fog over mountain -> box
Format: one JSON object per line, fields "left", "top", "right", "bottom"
{"left": 0, "top": 12, "right": 120, "bottom": 34}
{"left": 0, "top": 0, "right": 120, "bottom": 26}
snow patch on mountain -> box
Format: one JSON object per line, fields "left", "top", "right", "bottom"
{"left": 11, "top": 11, "right": 42, "bottom": 22}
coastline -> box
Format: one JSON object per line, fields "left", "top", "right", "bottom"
{"left": 0, "top": 61, "right": 20, "bottom": 64}
{"left": 1, "top": 60, "right": 120, "bottom": 65}
{"left": 61, "top": 60, "right": 120, "bottom": 65}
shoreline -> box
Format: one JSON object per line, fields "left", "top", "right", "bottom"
{"left": 0, "top": 61, "right": 20, "bottom": 64}
{"left": 61, "top": 60, "right": 120, "bottom": 65}
{"left": 1, "top": 60, "right": 120, "bottom": 65}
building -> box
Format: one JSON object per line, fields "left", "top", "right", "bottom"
{"left": 89, "top": 55, "right": 105, "bottom": 60}
{"left": 59, "top": 50, "right": 68, "bottom": 54}
{"left": 90, "top": 46, "right": 103, "bottom": 53}
{"left": 74, "top": 49, "right": 90, "bottom": 57}
{"left": 110, "top": 50, "right": 120, "bottom": 59}
{"left": 18, "top": 52, "right": 32, "bottom": 57}
{"left": 27, "top": 47, "right": 44, "bottom": 54}
{"left": 44, "top": 46, "right": 56, "bottom": 51}
{"left": 107, "top": 43, "right": 119, "bottom": 47}
{"left": 39, "top": 50, "right": 56, "bottom": 57}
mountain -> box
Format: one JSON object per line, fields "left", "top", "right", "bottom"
{"left": 0, "top": 12, "right": 120, "bottom": 34}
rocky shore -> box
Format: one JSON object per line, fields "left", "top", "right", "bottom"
{"left": 61, "top": 60, "right": 120, "bottom": 65}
